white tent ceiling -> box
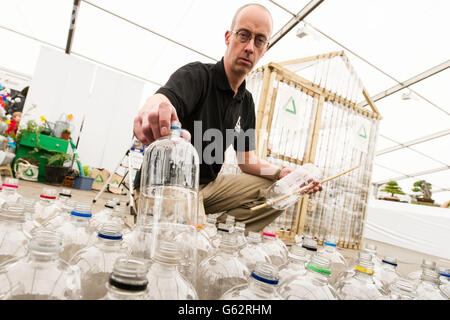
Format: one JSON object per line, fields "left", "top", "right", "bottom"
{"left": 0, "top": 0, "right": 449, "bottom": 203}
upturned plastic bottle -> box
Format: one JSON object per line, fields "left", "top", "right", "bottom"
{"left": 196, "top": 223, "right": 249, "bottom": 300}
{"left": 146, "top": 240, "right": 198, "bottom": 300}
{"left": 301, "top": 234, "right": 319, "bottom": 262}
{"left": 0, "top": 202, "right": 31, "bottom": 264}
{"left": 54, "top": 188, "right": 73, "bottom": 210}
{"left": 0, "top": 228, "right": 81, "bottom": 300}
{"left": 69, "top": 223, "right": 130, "bottom": 300}
{"left": 220, "top": 263, "right": 282, "bottom": 300}
{"left": 265, "top": 163, "right": 322, "bottom": 210}
{"left": 0, "top": 178, "right": 22, "bottom": 203}
{"left": 234, "top": 222, "right": 248, "bottom": 250}
{"left": 54, "top": 202, "right": 95, "bottom": 262}
{"left": 335, "top": 252, "right": 386, "bottom": 300}
{"left": 278, "top": 253, "right": 339, "bottom": 300}
{"left": 123, "top": 223, "right": 154, "bottom": 264}
{"left": 389, "top": 277, "right": 418, "bottom": 300}
{"left": 415, "top": 266, "right": 447, "bottom": 300}
{"left": 374, "top": 256, "right": 401, "bottom": 295}
{"left": 203, "top": 214, "right": 219, "bottom": 248}
{"left": 33, "top": 188, "right": 62, "bottom": 225}
{"left": 408, "top": 259, "right": 436, "bottom": 282}
{"left": 91, "top": 199, "right": 125, "bottom": 231}
{"left": 238, "top": 231, "right": 271, "bottom": 272}
{"left": 278, "top": 244, "right": 308, "bottom": 285}
{"left": 44, "top": 199, "right": 77, "bottom": 230}
{"left": 102, "top": 257, "right": 149, "bottom": 300}
{"left": 318, "top": 236, "right": 348, "bottom": 286}
{"left": 260, "top": 226, "right": 288, "bottom": 267}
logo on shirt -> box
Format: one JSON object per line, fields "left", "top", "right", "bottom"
{"left": 234, "top": 116, "right": 241, "bottom": 134}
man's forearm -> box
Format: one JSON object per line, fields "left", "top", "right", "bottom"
{"left": 238, "top": 155, "right": 281, "bottom": 181}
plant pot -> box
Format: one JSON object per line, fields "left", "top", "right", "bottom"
{"left": 61, "top": 132, "right": 71, "bottom": 140}
{"left": 45, "top": 165, "right": 70, "bottom": 184}
{"left": 416, "top": 197, "right": 434, "bottom": 204}
{"left": 73, "top": 176, "right": 94, "bottom": 191}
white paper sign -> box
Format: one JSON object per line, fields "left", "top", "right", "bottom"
{"left": 353, "top": 118, "right": 371, "bottom": 153}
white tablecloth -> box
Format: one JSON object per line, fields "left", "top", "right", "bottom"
{"left": 363, "top": 199, "right": 450, "bottom": 259}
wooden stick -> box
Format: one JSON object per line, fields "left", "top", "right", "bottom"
{"left": 250, "top": 165, "right": 360, "bottom": 212}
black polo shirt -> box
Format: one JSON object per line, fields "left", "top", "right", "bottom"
{"left": 151, "top": 58, "right": 256, "bottom": 185}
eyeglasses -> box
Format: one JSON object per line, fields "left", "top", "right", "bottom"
{"left": 231, "top": 30, "right": 269, "bottom": 50}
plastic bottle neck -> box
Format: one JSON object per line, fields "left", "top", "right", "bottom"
{"left": 248, "top": 276, "right": 278, "bottom": 295}
{"left": 106, "top": 284, "right": 148, "bottom": 299}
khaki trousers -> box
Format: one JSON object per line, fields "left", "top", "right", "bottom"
{"left": 134, "top": 173, "right": 283, "bottom": 233}
{"left": 199, "top": 173, "right": 283, "bottom": 233}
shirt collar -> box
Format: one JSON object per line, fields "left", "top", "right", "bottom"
{"left": 214, "top": 58, "right": 246, "bottom": 100}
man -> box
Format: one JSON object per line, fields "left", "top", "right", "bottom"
{"left": 133, "top": 3, "right": 321, "bottom": 232}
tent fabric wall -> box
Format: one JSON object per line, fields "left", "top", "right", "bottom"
{"left": 22, "top": 46, "right": 144, "bottom": 173}
{"left": 363, "top": 199, "right": 450, "bottom": 259}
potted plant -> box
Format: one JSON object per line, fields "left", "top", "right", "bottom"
{"left": 411, "top": 180, "right": 434, "bottom": 204}
{"left": 73, "top": 165, "right": 95, "bottom": 191}
{"left": 41, "top": 151, "right": 73, "bottom": 184}
{"left": 379, "top": 180, "right": 405, "bottom": 202}
{"left": 61, "top": 129, "right": 71, "bottom": 140}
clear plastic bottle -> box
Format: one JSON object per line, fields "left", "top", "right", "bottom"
{"left": 238, "top": 231, "right": 271, "bottom": 272}
{"left": 235, "top": 222, "right": 248, "bottom": 250}
{"left": 220, "top": 263, "right": 282, "bottom": 300}
{"left": 260, "top": 226, "right": 288, "bottom": 267}
{"left": 278, "top": 253, "right": 339, "bottom": 300}
{"left": 0, "top": 178, "right": 22, "bottom": 203}
{"left": 91, "top": 199, "right": 124, "bottom": 231}
{"left": 196, "top": 223, "right": 249, "bottom": 300}
{"left": 54, "top": 202, "right": 95, "bottom": 262}
{"left": 374, "top": 256, "right": 401, "bottom": 295}
{"left": 102, "top": 256, "right": 149, "bottom": 300}
{"left": 318, "top": 236, "right": 348, "bottom": 286}
{"left": 408, "top": 259, "right": 436, "bottom": 282}
{"left": 33, "top": 188, "right": 62, "bottom": 225}
{"left": 301, "top": 234, "right": 319, "bottom": 262}
{"left": 173, "top": 223, "right": 213, "bottom": 283}
{"left": 146, "top": 240, "right": 198, "bottom": 300}
{"left": 278, "top": 244, "right": 308, "bottom": 286}
{"left": 346, "top": 243, "right": 383, "bottom": 280}
{"left": 123, "top": 224, "right": 155, "bottom": 264}
{"left": 138, "top": 120, "right": 199, "bottom": 272}
{"left": 265, "top": 163, "right": 322, "bottom": 210}
{"left": 0, "top": 228, "right": 81, "bottom": 300}
{"left": 438, "top": 267, "right": 450, "bottom": 285}
{"left": 44, "top": 199, "right": 77, "bottom": 230}
{"left": 203, "top": 214, "right": 219, "bottom": 248}
{"left": 389, "top": 277, "right": 418, "bottom": 300}
{"left": 18, "top": 197, "right": 42, "bottom": 236}
{"left": 138, "top": 120, "right": 199, "bottom": 227}
{"left": 335, "top": 252, "right": 386, "bottom": 300}
{"left": 69, "top": 223, "right": 130, "bottom": 300}
{"left": 0, "top": 202, "right": 31, "bottom": 264}
{"left": 415, "top": 266, "right": 447, "bottom": 300}
{"left": 54, "top": 188, "right": 73, "bottom": 210}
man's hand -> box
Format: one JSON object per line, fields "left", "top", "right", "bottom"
{"left": 133, "top": 97, "right": 179, "bottom": 146}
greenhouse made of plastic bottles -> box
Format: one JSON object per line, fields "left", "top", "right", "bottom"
{"left": 243, "top": 51, "right": 381, "bottom": 248}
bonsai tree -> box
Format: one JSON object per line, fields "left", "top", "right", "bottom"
{"left": 380, "top": 180, "right": 405, "bottom": 197}
{"left": 412, "top": 180, "right": 433, "bottom": 202}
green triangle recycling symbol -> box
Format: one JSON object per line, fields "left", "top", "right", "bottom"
{"left": 283, "top": 96, "right": 296, "bottom": 115}
{"left": 358, "top": 125, "right": 367, "bottom": 139}
{"left": 24, "top": 168, "right": 34, "bottom": 176}
{"left": 95, "top": 174, "right": 104, "bottom": 183}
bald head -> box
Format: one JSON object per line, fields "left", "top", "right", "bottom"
{"left": 231, "top": 3, "right": 273, "bottom": 35}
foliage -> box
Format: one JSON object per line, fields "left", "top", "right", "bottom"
{"left": 41, "top": 151, "right": 72, "bottom": 167}
{"left": 412, "top": 180, "right": 432, "bottom": 200}
{"left": 380, "top": 180, "right": 405, "bottom": 197}
{"left": 62, "top": 128, "right": 71, "bottom": 134}
{"left": 83, "top": 165, "right": 91, "bottom": 177}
